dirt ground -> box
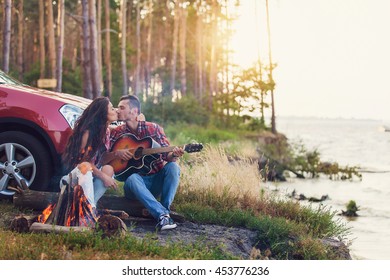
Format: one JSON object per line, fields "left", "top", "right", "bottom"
{"left": 124, "top": 217, "right": 259, "bottom": 259}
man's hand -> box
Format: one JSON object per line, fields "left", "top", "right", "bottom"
{"left": 171, "top": 146, "right": 184, "bottom": 160}
{"left": 115, "top": 149, "right": 134, "bottom": 161}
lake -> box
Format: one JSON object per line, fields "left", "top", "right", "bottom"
{"left": 266, "top": 117, "right": 390, "bottom": 260}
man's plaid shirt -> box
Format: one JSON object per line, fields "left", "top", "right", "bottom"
{"left": 110, "top": 121, "right": 171, "bottom": 175}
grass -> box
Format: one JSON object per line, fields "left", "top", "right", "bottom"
{"left": 0, "top": 142, "right": 351, "bottom": 260}
{"left": 0, "top": 225, "right": 233, "bottom": 260}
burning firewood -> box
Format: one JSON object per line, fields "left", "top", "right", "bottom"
{"left": 14, "top": 191, "right": 185, "bottom": 222}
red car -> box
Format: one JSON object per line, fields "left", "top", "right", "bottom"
{"left": 0, "top": 71, "right": 91, "bottom": 196}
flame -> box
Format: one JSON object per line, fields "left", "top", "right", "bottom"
{"left": 37, "top": 185, "right": 98, "bottom": 227}
{"left": 65, "top": 185, "right": 98, "bottom": 227}
{"left": 38, "top": 204, "right": 55, "bottom": 223}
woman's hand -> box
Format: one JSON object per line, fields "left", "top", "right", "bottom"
{"left": 102, "top": 173, "right": 118, "bottom": 190}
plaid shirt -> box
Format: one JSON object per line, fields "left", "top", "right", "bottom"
{"left": 110, "top": 121, "right": 171, "bottom": 175}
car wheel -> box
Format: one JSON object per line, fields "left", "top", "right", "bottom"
{"left": 0, "top": 131, "right": 53, "bottom": 195}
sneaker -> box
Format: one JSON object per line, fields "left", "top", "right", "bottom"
{"left": 156, "top": 214, "right": 177, "bottom": 231}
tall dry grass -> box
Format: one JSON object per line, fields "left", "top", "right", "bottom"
{"left": 179, "top": 144, "right": 263, "bottom": 200}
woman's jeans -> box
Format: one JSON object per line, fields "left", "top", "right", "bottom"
{"left": 123, "top": 162, "right": 180, "bottom": 220}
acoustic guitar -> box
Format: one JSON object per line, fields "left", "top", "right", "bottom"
{"left": 110, "top": 133, "right": 203, "bottom": 181}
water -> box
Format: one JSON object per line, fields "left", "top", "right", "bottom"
{"left": 266, "top": 117, "right": 390, "bottom": 260}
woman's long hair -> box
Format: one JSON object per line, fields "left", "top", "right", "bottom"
{"left": 62, "top": 97, "right": 110, "bottom": 172}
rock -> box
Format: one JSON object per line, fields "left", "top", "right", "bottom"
{"left": 126, "top": 219, "right": 258, "bottom": 259}
{"left": 321, "top": 237, "right": 352, "bottom": 260}
{"left": 123, "top": 218, "right": 351, "bottom": 260}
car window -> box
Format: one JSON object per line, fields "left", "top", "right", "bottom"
{"left": 0, "top": 71, "right": 23, "bottom": 85}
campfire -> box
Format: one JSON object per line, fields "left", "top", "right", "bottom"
{"left": 37, "top": 176, "right": 98, "bottom": 227}
{"left": 10, "top": 169, "right": 128, "bottom": 236}
{"left": 9, "top": 165, "right": 185, "bottom": 236}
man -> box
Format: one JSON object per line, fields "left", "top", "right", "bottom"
{"left": 103, "top": 95, "right": 184, "bottom": 230}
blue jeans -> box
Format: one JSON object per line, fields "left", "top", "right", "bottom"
{"left": 123, "top": 162, "right": 180, "bottom": 220}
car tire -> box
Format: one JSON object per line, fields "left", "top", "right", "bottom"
{"left": 0, "top": 131, "right": 53, "bottom": 195}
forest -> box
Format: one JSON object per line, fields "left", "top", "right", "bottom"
{"left": 1, "top": 0, "right": 276, "bottom": 132}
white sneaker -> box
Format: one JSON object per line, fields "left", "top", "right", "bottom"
{"left": 156, "top": 214, "right": 177, "bottom": 231}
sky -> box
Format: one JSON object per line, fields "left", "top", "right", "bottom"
{"left": 230, "top": 0, "right": 390, "bottom": 121}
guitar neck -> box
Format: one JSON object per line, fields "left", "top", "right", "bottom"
{"left": 142, "top": 145, "right": 184, "bottom": 156}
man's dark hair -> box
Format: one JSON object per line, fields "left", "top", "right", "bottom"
{"left": 120, "top": 95, "right": 141, "bottom": 114}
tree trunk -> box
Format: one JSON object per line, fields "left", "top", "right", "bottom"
{"left": 134, "top": 0, "right": 141, "bottom": 96}
{"left": 196, "top": 10, "right": 203, "bottom": 103}
{"left": 55, "top": 0, "right": 65, "bottom": 92}
{"left": 46, "top": 0, "right": 56, "bottom": 79}
{"left": 145, "top": 0, "right": 153, "bottom": 97}
{"left": 169, "top": 1, "right": 180, "bottom": 96}
{"left": 38, "top": 0, "right": 45, "bottom": 78}
{"left": 104, "top": 0, "right": 112, "bottom": 98}
{"left": 179, "top": 1, "right": 187, "bottom": 96}
{"left": 2, "top": 0, "right": 12, "bottom": 73}
{"left": 209, "top": 0, "right": 218, "bottom": 110}
{"left": 265, "top": 0, "right": 276, "bottom": 133}
{"left": 17, "top": 0, "right": 24, "bottom": 81}
{"left": 89, "top": 0, "right": 101, "bottom": 98}
{"left": 97, "top": 0, "right": 102, "bottom": 92}
{"left": 120, "top": 0, "right": 128, "bottom": 95}
{"left": 81, "top": 0, "right": 93, "bottom": 99}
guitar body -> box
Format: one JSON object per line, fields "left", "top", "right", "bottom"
{"left": 110, "top": 133, "right": 203, "bottom": 181}
{"left": 110, "top": 134, "right": 161, "bottom": 181}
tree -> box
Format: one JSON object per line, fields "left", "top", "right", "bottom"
{"left": 38, "top": 0, "right": 45, "bottom": 78}
{"left": 55, "top": 0, "right": 65, "bottom": 92}
{"left": 145, "top": 0, "right": 153, "bottom": 97}
{"left": 81, "top": 0, "right": 93, "bottom": 99}
{"left": 120, "top": 0, "right": 127, "bottom": 95}
{"left": 89, "top": 0, "right": 101, "bottom": 98}
{"left": 104, "top": 0, "right": 112, "bottom": 98}
{"left": 194, "top": 1, "right": 204, "bottom": 103}
{"left": 2, "top": 0, "right": 12, "bottom": 73}
{"left": 265, "top": 0, "right": 276, "bottom": 133}
{"left": 208, "top": 0, "right": 218, "bottom": 110}
{"left": 16, "top": 0, "right": 23, "bottom": 81}
{"left": 134, "top": 0, "right": 141, "bottom": 96}
{"left": 46, "top": 0, "right": 56, "bottom": 79}
{"left": 179, "top": 0, "right": 187, "bottom": 96}
{"left": 169, "top": 0, "right": 179, "bottom": 96}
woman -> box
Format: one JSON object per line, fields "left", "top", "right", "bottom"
{"left": 62, "top": 96, "right": 118, "bottom": 207}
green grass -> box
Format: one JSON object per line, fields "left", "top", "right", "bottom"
{"left": 0, "top": 226, "right": 233, "bottom": 260}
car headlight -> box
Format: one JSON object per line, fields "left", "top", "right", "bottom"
{"left": 59, "top": 104, "right": 84, "bottom": 129}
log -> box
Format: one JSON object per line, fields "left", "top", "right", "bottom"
{"left": 29, "top": 222, "right": 92, "bottom": 233}
{"left": 97, "top": 195, "right": 185, "bottom": 222}
{"left": 13, "top": 190, "right": 185, "bottom": 222}
{"left": 52, "top": 182, "right": 68, "bottom": 225}
{"left": 96, "top": 214, "right": 127, "bottom": 238}
{"left": 10, "top": 216, "right": 29, "bottom": 233}
{"left": 13, "top": 189, "right": 59, "bottom": 210}
{"left": 10, "top": 215, "right": 40, "bottom": 233}
{"left": 97, "top": 209, "right": 129, "bottom": 220}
